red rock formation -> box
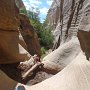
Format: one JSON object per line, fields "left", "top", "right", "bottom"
{"left": 0, "top": 0, "right": 41, "bottom": 88}
{"left": 0, "top": 0, "right": 19, "bottom": 30}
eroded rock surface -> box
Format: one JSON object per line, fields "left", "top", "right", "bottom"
{"left": 0, "top": 0, "right": 19, "bottom": 30}
{"left": 0, "top": 0, "right": 90, "bottom": 89}
{"left": 24, "top": 52, "right": 90, "bottom": 90}
{"left": 20, "top": 14, "right": 41, "bottom": 57}
{"left": 43, "top": 36, "right": 81, "bottom": 71}
{"left": 43, "top": 0, "right": 90, "bottom": 72}
{"left": 0, "top": 0, "right": 41, "bottom": 88}
{"left": 16, "top": 0, "right": 41, "bottom": 57}
{"left": 19, "top": 0, "right": 90, "bottom": 85}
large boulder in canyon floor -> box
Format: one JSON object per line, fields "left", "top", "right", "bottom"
{"left": 20, "top": 52, "right": 90, "bottom": 90}
{"left": 42, "top": 36, "right": 81, "bottom": 72}
{"left": 46, "top": 0, "right": 90, "bottom": 50}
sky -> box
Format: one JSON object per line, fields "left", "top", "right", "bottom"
{"left": 22, "top": 0, "right": 53, "bottom": 23}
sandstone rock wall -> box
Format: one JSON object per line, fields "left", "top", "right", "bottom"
{"left": 15, "top": 0, "right": 90, "bottom": 87}
{"left": 43, "top": 0, "right": 90, "bottom": 73}
{"left": 15, "top": 0, "right": 41, "bottom": 57}
{"left": 47, "top": 0, "right": 60, "bottom": 27}
{"left": 0, "top": 0, "right": 19, "bottom": 30}
{"left": 0, "top": 0, "right": 41, "bottom": 58}
{"left": 20, "top": 14, "right": 41, "bottom": 57}
{"left": 0, "top": 0, "right": 41, "bottom": 89}
{"left": 47, "top": 0, "right": 89, "bottom": 50}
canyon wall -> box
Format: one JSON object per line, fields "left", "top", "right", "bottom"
{"left": 16, "top": 0, "right": 41, "bottom": 56}
{"left": 43, "top": 0, "right": 90, "bottom": 72}
{"left": 47, "top": 0, "right": 90, "bottom": 50}
{"left": 0, "top": 0, "right": 41, "bottom": 90}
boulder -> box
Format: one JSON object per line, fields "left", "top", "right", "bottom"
{"left": 19, "top": 52, "right": 90, "bottom": 90}
{"left": 43, "top": 36, "right": 81, "bottom": 72}
{"left": 0, "top": 70, "right": 17, "bottom": 90}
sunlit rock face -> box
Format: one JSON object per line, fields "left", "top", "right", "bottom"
{"left": 0, "top": 0, "right": 41, "bottom": 60}
{"left": 16, "top": 0, "right": 41, "bottom": 57}
{"left": 47, "top": 0, "right": 90, "bottom": 49}
{"left": 43, "top": 0, "right": 90, "bottom": 72}
{"left": 22, "top": 52, "right": 90, "bottom": 90}
{"left": 16, "top": 0, "right": 90, "bottom": 87}
{"left": 47, "top": 0, "right": 60, "bottom": 28}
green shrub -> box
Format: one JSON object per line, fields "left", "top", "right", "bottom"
{"left": 41, "top": 47, "right": 46, "bottom": 54}
{"left": 23, "top": 10, "right": 54, "bottom": 52}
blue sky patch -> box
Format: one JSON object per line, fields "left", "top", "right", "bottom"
{"left": 22, "top": 0, "right": 52, "bottom": 23}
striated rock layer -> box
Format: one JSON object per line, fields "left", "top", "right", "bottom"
{"left": 23, "top": 52, "right": 90, "bottom": 90}
{"left": 16, "top": 0, "right": 41, "bottom": 57}
{"left": 16, "top": 0, "right": 90, "bottom": 88}
{"left": 44, "top": 0, "right": 90, "bottom": 71}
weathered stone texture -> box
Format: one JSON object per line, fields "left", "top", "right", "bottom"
{"left": 16, "top": 0, "right": 90, "bottom": 88}
{"left": 0, "top": 0, "right": 41, "bottom": 64}
{"left": 0, "top": 0, "right": 19, "bottom": 30}
{"left": 47, "top": 0, "right": 90, "bottom": 48}
{"left": 0, "top": 0, "right": 41, "bottom": 88}
{"left": 23, "top": 52, "right": 90, "bottom": 90}
{"left": 20, "top": 14, "right": 41, "bottom": 57}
